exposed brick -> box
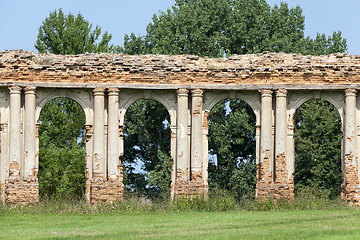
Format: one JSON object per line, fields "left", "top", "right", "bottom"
{"left": 1, "top": 51, "right": 360, "bottom": 86}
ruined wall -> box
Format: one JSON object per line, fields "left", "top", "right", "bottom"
{"left": 1, "top": 50, "right": 360, "bottom": 87}
{"left": 1, "top": 50, "right": 360, "bottom": 204}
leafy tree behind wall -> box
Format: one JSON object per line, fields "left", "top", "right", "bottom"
{"left": 123, "top": 100, "right": 171, "bottom": 198}
{"left": 208, "top": 100, "right": 256, "bottom": 198}
{"left": 294, "top": 100, "right": 342, "bottom": 198}
{"left": 38, "top": 98, "right": 85, "bottom": 198}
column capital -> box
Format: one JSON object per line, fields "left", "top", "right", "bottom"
{"left": 177, "top": 88, "right": 189, "bottom": 97}
{"left": 24, "top": 86, "right": 37, "bottom": 94}
{"left": 93, "top": 88, "right": 105, "bottom": 96}
{"left": 191, "top": 89, "right": 203, "bottom": 97}
{"left": 107, "top": 88, "right": 119, "bottom": 96}
{"left": 259, "top": 89, "right": 273, "bottom": 98}
{"left": 275, "top": 89, "right": 287, "bottom": 97}
{"left": 9, "top": 86, "right": 22, "bottom": 94}
{"left": 345, "top": 89, "right": 357, "bottom": 97}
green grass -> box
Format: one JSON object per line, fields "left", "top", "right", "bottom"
{"left": 1, "top": 188, "right": 358, "bottom": 239}
{"left": 2, "top": 209, "right": 360, "bottom": 239}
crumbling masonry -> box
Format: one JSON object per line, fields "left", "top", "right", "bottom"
{"left": 1, "top": 50, "right": 360, "bottom": 204}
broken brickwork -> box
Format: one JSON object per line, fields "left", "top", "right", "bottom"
{"left": 274, "top": 153, "right": 294, "bottom": 200}
{"left": 87, "top": 160, "right": 124, "bottom": 203}
{"left": 3, "top": 179, "right": 39, "bottom": 204}
{"left": 257, "top": 153, "right": 294, "bottom": 201}
{"left": 342, "top": 154, "right": 360, "bottom": 205}
{"left": 1, "top": 50, "right": 360, "bottom": 86}
{"left": 256, "top": 151, "right": 273, "bottom": 200}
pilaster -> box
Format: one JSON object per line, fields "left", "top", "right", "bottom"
{"left": 256, "top": 89, "right": 273, "bottom": 200}
{"left": 24, "top": 87, "right": 37, "bottom": 179}
{"left": 107, "top": 88, "right": 120, "bottom": 179}
{"left": 274, "top": 89, "right": 293, "bottom": 199}
{"left": 176, "top": 89, "right": 189, "bottom": 180}
{"left": 191, "top": 89, "right": 203, "bottom": 182}
{"left": 8, "top": 86, "right": 22, "bottom": 179}
{"left": 343, "top": 89, "right": 359, "bottom": 203}
{"left": 93, "top": 88, "right": 105, "bottom": 180}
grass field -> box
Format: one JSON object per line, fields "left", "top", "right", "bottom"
{"left": 2, "top": 208, "right": 360, "bottom": 239}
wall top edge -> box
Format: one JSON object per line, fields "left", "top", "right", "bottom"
{"left": 2, "top": 50, "right": 360, "bottom": 86}
{"left": 0, "top": 81, "right": 358, "bottom": 91}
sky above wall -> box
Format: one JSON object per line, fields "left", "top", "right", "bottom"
{"left": 1, "top": 0, "right": 359, "bottom": 55}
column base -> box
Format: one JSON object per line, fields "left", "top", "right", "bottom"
{"left": 172, "top": 180, "right": 207, "bottom": 199}
{"left": 87, "top": 178, "right": 124, "bottom": 204}
{"left": 256, "top": 154, "right": 294, "bottom": 201}
{"left": 2, "top": 178, "right": 39, "bottom": 204}
{"left": 172, "top": 169, "right": 208, "bottom": 199}
{"left": 342, "top": 154, "right": 360, "bottom": 205}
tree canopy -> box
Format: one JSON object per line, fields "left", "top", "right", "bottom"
{"left": 35, "top": 9, "right": 116, "bottom": 55}
{"left": 122, "top": 0, "right": 347, "bottom": 57}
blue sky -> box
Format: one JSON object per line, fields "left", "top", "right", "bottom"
{"left": 1, "top": 0, "right": 359, "bottom": 55}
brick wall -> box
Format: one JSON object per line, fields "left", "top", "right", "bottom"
{"left": 1, "top": 50, "right": 360, "bottom": 87}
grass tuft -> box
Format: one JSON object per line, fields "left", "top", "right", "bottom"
{"left": 0, "top": 186, "right": 352, "bottom": 215}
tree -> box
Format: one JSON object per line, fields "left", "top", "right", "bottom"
{"left": 35, "top": 9, "right": 116, "bottom": 199}
{"left": 35, "top": 9, "right": 115, "bottom": 55}
{"left": 38, "top": 98, "right": 85, "bottom": 198}
{"left": 208, "top": 100, "right": 257, "bottom": 198}
{"left": 294, "top": 100, "right": 342, "bottom": 198}
{"left": 122, "top": 0, "right": 346, "bottom": 57}
{"left": 123, "top": 100, "right": 171, "bottom": 197}
{"left": 122, "top": 0, "right": 347, "bottom": 198}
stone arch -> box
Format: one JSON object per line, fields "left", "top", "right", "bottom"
{"left": 287, "top": 91, "right": 344, "bottom": 127}
{"left": 203, "top": 90, "right": 261, "bottom": 126}
{"left": 35, "top": 89, "right": 93, "bottom": 125}
{"left": 119, "top": 90, "right": 177, "bottom": 127}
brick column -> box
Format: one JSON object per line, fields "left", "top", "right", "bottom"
{"left": 173, "top": 89, "right": 189, "bottom": 198}
{"left": 24, "top": 87, "right": 37, "bottom": 179}
{"left": 9, "top": 86, "right": 22, "bottom": 179}
{"left": 191, "top": 89, "right": 203, "bottom": 181}
{"left": 343, "top": 89, "right": 359, "bottom": 203}
{"left": 176, "top": 89, "right": 189, "bottom": 180}
{"left": 189, "top": 89, "right": 205, "bottom": 196}
{"left": 93, "top": 88, "right": 105, "bottom": 180}
{"left": 107, "top": 88, "right": 120, "bottom": 179}
{"left": 274, "top": 89, "right": 293, "bottom": 199}
{"left": 257, "top": 89, "right": 273, "bottom": 200}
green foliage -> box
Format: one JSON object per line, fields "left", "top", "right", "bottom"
{"left": 294, "top": 100, "right": 342, "bottom": 198}
{"left": 123, "top": 100, "right": 171, "bottom": 197}
{"left": 300, "top": 31, "right": 347, "bottom": 55}
{"left": 38, "top": 98, "right": 85, "bottom": 199}
{"left": 35, "top": 9, "right": 116, "bottom": 55}
{"left": 208, "top": 99, "right": 256, "bottom": 198}
{"left": 146, "top": 150, "right": 173, "bottom": 197}
{"left": 122, "top": 0, "right": 346, "bottom": 57}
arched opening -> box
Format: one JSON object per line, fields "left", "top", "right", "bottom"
{"left": 123, "top": 99, "right": 171, "bottom": 198}
{"left": 208, "top": 98, "right": 257, "bottom": 199}
{"left": 294, "top": 99, "right": 342, "bottom": 198}
{"left": 38, "top": 98, "right": 86, "bottom": 200}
